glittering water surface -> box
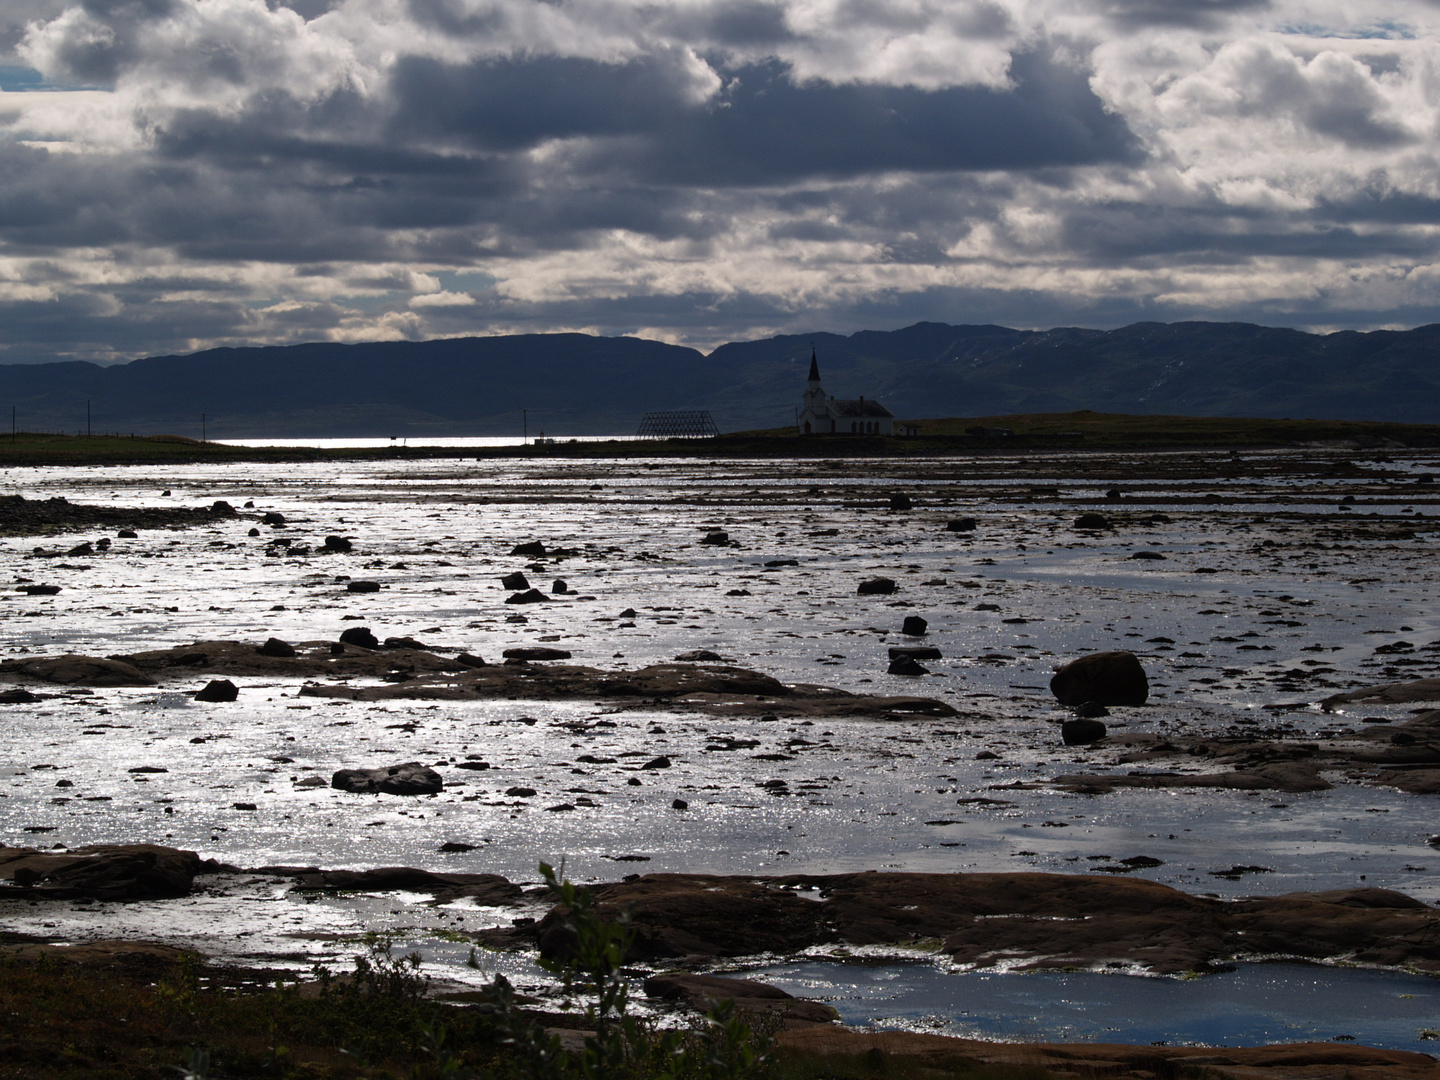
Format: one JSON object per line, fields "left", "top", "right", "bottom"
{"left": 2, "top": 448, "right": 1439, "bottom": 1041}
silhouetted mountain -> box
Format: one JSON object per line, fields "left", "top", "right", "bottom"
{"left": 2, "top": 320, "right": 1438, "bottom": 437}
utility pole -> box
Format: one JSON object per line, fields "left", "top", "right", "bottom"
{"left": 522, "top": 408, "right": 528, "bottom": 446}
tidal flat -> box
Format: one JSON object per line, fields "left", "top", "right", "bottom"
{"left": 3, "top": 446, "right": 1440, "bottom": 1057}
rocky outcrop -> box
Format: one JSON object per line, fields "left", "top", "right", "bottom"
{"left": 330, "top": 762, "right": 444, "bottom": 795}
{"left": 0, "top": 844, "right": 202, "bottom": 900}
{"left": 0, "top": 654, "right": 155, "bottom": 687}
{"left": 776, "top": 1027, "right": 1440, "bottom": 1080}
{"left": 259, "top": 865, "right": 521, "bottom": 905}
{"left": 1049, "top": 650, "right": 1149, "bottom": 706}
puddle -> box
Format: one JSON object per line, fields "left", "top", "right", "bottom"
{"left": 744, "top": 959, "right": 1440, "bottom": 1053}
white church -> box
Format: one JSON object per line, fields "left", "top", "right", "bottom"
{"left": 796, "top": 347, "right": 896, "bottom": 436}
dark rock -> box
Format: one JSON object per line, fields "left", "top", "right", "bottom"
{"left": 338, "top": 626, "right": 381, "bottom": 650}
{"left": 889, "top": 646, "right": 942, "bottom": 661}
{"left": 888, "top": 493, "right": 913, "bottom": 511}
{"left": 1073, "top": 700, "right": 1110, "bottom": 718}
{"left": 117, "top": 529, "right": 137, "bottom": 539}
{"left": 1074, "top": 513, "right": 1111, "bottom": 530}
{"left": 95, "top": 537, "right": 110, "bottom": 550}
{"left": 975, "top": 602, "right": 1001, "bottom": 611}
{"left": 511, "top": 541, "right": 547, "bottom": 557}
{"left": 500, "top": 571, "right": 529, "bottom": 590}
{"left": 257, "top": 637, "right": 296, "bottom": 658}
{"left": 1130, "top": 551, "right": 1166, "bottom": 560}
{"left": 888, "top": 656, "right": 928, "bottom": 676}
{"left": 0, "top": 654, "right": 154, "bottom": 687}
{"left": 552, "top": 579, "right": 568, "bottom": 594}
{"left": 641, "top": 755, "right": 672, "bottom": 770}
{"left": 456, "top": 653, "right": 488, "bottom": 667}
{"left": 321, "top": 535, "right": 353, "bottom": 553}
{"left": 506, "top": 786, "right": 537, "bottom": 797}
{"left": 945, "top": 517, "right": 977, "bottom": 532}
{"left": 1062, "top": 718, "right": 1108, "bottom": 745}
{"left": 210, "top": 501, "right": 236, "bottom": 515}
{"left": 506, "top": 589, "right": 550, "bottom": 604}
{"left": 19, "top": 584, "right": 61, "bottom": 595}
{"left": 0, "top": 689, "right": 40, "bottom": 703}
{"left": 672, "top": 799, "right": 689, "bottom": 810}
{"left": 346, "top": 580, "right": 381, "bottom": 593}
{"left": 232, "top": 802, "right": 257, "bottom": 811}
{"left": 261, "top": 512, "right": 285, "bottom": 526}
{"left": 619, "top": 608, "right": 638, "bottom": 618}
{"left": 453, "top": 761, "right": 490, "bottom": 771}
{"left": 700, "top": 531, "right": 729, "bottom": 545}
{"left": 194, "top": 679, "right": 239, "bottom": 703}
{"left": 1050, "top": 651, "right": 1149, "bottom": 706}
{"left": 440, "top": 841, "right": 479, "bottom": 852}
{"left": 675, "top": 649, "right": 724, "bottom": 662}
{"left": 901, "top": 616, "right": 928, "bottom": 636}
{"left": 247, "top": 527, "right": 260, "bottom": 537}
{"left": 857, "top": 577, "right": 897, "bottom": 595}
{"left": 383, "top": 636, "right": 433, "bottom": 650}
{"left": 764, "top": 559, "right": 799, "bottom": 567}
{"left": 1106, "top": 488, "right": 1123, "bottom": 499}
{"left": 128, "top": 765, "right": 168, "bottom": 773}
{"left": 331, "top": 762, "right": 444, "bottom": 796}
{"left": 502, "top": 647, "right": 573, "bottom": 661}
{"left": 66, "top": 542, "right": 93, "bottom": 556}
{"left": 0, "top": 843, "right": 202, "bottom": 900}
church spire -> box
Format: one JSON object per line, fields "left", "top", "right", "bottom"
{"left": 807, "top": 345, "right": 820, "bottom": 383}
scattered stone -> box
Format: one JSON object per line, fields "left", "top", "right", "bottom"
{"left": 232, "top": 802, "right": 257, "bottom": 811}
{"left": 117, "top": 529, "right": 137, "bottom": 539}
{"left": 700, "top": 531, "right": 729, "bottom": 545}
{"left": 1074, "top": 513, "right": 1110, "bottom": 530}
{"left": 440, "top": 841, "right": 480, "bottom": 852}
{"left": 211, "top": 501, "right": 236, "bottom": 515}
{"left": 644, "top": 972, "right": 837, "bottom": 1025}
{"left": 383, "top": 636, "right": 433, "bottom": 650}
{"left": 18, "top": 584, "right": 60, "bottom": 595}
{"left": 256, "top": 637, "right": 297, "bottom": 658}
{"left": 889, "top": 646, "right": 941, "bottom": 661}
{"left": 505, "top": 786, "right": 537, "bottom": 797}
{"left": 1129, "top": 551, "right": 1166, "bottom": 560}
{"left": 294, "top": 776, "right": 326, "bottom": 787}
{"left": 194, "top": 678, "right": 239, "bottom": 703}
{"left": 675, "top": 649, "right": 724, "bottom": 662}
{"left": 339, "top": 626, "right": 381, "bottom": 650}
{"left": 901, "top": 615, "right": 928, "bottom": 636}
{"left": 945, "top": 518, "right": 977, "bottom": 532}
{"left": 321, "top": 535, "right": 353, "bottom": 553}
{"left": 65, "top": 542, "right": 93, "bottom": 556}
{"left": 261, "top": 512, "right": 286, "bottom": 526}
{"left": 1073, "top": 701, "right": 1110, "bottom": 719}
{"left": 1050, "top": 650, "right": 1149, "bottom": 706}
{"left": 500, "top": 571, "right": 529, "bottom": 590}
{"left": 346, "top": 580, "right": 381, "bottom": 593}
{"left": 330, "top": 762, "right": 443, "bottom": 796}
{"left": 888, "top": 656, "right": 928, "bottom": 676}
{"left": 506, "top": 589, "right": 550, "bottom": 604}
{"left": 1061, "top": 718, "right": 1108, "bottom": 745}
{"left": 641, "top": 755, "right": 672, "bottom": 770}
{"left": 0, "top": 689, "right": 40, "bottom": 703}
{"left": 552, "top": 579, "right": 568, "bottom": 594}
{"left": 888, "top": 493, "right": 913, "bottom": 511}
{"left": 672, "top": 799, "right": 689, "bottom": 810}
{"left": 857, "top": 577, "right": 897, "bottom": 595}
{"left": 511, "top": 541, "right": 547, "bottom": 557}
{"left": 453, "top": 761, "right": 490, "bottom": 771}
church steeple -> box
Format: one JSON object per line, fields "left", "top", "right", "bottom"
{"left": 807, "top": 346, "right": 820, "bottom": 384}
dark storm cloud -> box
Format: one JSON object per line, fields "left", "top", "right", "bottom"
{"left": 391, "top": 49, "right": 1140, "bottom": 184}
{"left": 1099, "top": 0, "right": 1271, "bottom": 29}
{"left": 38, "top": 0, "right": 180, "bottom": 85}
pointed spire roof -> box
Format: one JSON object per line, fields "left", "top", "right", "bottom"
{"left": 807, "top": 346, "right": 820, "bottom": 383}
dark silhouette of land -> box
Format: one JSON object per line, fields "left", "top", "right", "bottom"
{"left": 1, "top": 320, "right": 1439, "bottom": 437}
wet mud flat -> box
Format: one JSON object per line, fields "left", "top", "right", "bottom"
{"left": 2, "top": 445, "right": 1440, "bottom": 1067}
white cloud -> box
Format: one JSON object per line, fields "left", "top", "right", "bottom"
{"left": 0, "top": 0, "right": 1439, "bottom": 362}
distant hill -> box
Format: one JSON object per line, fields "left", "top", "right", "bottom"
{"left": 1, "top": 320, "right": 1438, "bottom": 437}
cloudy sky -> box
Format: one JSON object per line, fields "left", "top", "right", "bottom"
{"left": 0, "top": 0, "right": 1438, "bottom": 362}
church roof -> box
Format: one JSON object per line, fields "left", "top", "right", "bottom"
{"left": 807, "top": 347, "right": 820, "bottom": 382}
{"left": 829, "top": 398, "right": 893, "bottom": 418}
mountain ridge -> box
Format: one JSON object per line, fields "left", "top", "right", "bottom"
{"left": 1, "top": 320, "right": 1437, "bottom": 436}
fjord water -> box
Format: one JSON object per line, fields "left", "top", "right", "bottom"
{"left": 2, "top": 448, "right": 1439, "bottom": 1049}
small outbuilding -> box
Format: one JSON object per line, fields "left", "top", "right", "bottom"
{"left": 796, "top": 348, "right": 894, "bottom": 435}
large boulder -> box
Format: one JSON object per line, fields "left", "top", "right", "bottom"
{"left": 1050, "top": 651, "right": 1149, "bottom": 706}
{"left": 331, "top": 762, "right": 444, "bottom": 795}
{"left": 857, "top": 577, "right": 897, "bottom": 595}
